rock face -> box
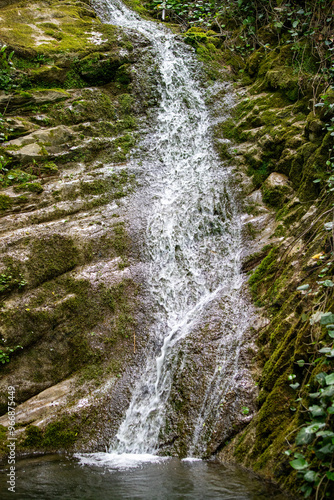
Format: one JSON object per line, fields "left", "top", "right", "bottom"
{"left": 261, "top": 172, "right": 292, "bottom": 208}
{"left": 211, "top": 31, "right": 334, "bottom": 496}
{"left": 0, "top": 0, "right": 156, "bottom": 457}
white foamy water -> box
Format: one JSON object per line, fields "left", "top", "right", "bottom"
{"left": 92, "top": 0, "right": 254, "bottom": 457}
{"left": 75, "top": 452, "right": 168, "bottom": 469}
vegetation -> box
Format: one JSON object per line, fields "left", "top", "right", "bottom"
{"left": 0, "top": 345, "right": 22, "bottom": 364}
{"left": 285, "top": 302, "right": 334, "bottom": 498}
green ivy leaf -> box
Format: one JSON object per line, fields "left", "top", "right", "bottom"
{"left": 296, "top": 359, "right": 305, "bottom": 367}
{"left": 309, "top": 405, "right": 326, "bottom": 418}
{"left": 290, "top": 383, "right": 300, "bottom": 390}
{"left": 304, "top": 470, "right": 319, "bottom": 483}
{"left": 325, "top": 373, "right": 334, "bottom": 385}
{"left": 318, "top": 443, "right": 334, "bottom": 455}
{"left": 319, "top": 347, "right": 332, "bottom": 354}
{"left": 316, "top": 430, "right": 334, "bottom": 438}
{"left": 320, "top": 313, "right": 334, "bottom": 325}
{"left": 296, "top": 426, "right": 316, "bottom": 445}
{"left": 297, "top": 284, "right": 310, "bottom": 291}
{"left": 327, "top": 471, "right": 334, "bottom": 481}
{"left": 300, "top": 484, "right": 313, "bottom": 498}
{"left": 315, "top": 372, "right": 327, "bottom": 386}
{"left": 320, "top": 385, "right": 334, "bottom": 397}
{"left": 290, "top": 457, "right": 309, "bottom": 470}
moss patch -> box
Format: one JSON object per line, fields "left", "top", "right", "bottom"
{"left": 21, "top": 417, "right": 79, "bottom": 450}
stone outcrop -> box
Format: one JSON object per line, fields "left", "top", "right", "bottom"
{"left": 0, "top": 0, "right": 155, "bottom": 458}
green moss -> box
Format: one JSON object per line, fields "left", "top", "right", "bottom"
{"left": 248, "top": 162, "right": 270, "bottom": 189}
{"left": 28, "top": 235, "right": 78, "bottom": 286}
{"left": 80, "top": 179, "right": 107, "bottom": 196}
{"left": 78, "top": 169, "right": 133, "bottom": 202}
{"left": 111, "top": 134, "right": 136, "bottom": 162}
{"left": 14, "top": 181, "right": 43, "bottom": 194}
{"left": 0, "top": 169, "right": 37, "bottom": 189}
{"left": 183, "top": 27, "right": 210, "bottom": 47}
{"left": 0, "top": 424, "right": 9, "bottom": 455}
{"left": 40, "top": 161, "right": 58, "bottom": 174}
{"left": 52, "top": 90, "right": 116, "bottom": 125}
{"left": 74, "top": 53, "right": 129, "bottom": 86}
{"left": 264, "top": 67, "right": 300, "bottom": 102}
{"left": 103, "top": 279, "right": 136, "bottom": 342}
{"left": 22, "top": 417, "right": 79, "bottom": 450}
{"left": 112, "top": 222, "right": 129, "bottom": 255}
{"left": 0, "top": 269, "right": 27, "bottom": 297}
{"left": 122, "top": 0, "right": 152, "bottom": 19}
{"left": 119, "top": 93, "right": 135, "bottom": 114}
{"left": 261, "top": 184, "right": 290, "bottom": 209}
{"left": 22, "top": 424, "right": 43, "bottom": 447}
{"left": 248, "top": 248, "right": 279, "bottom": 301}
{"left": 78, "top": 363, "right": 105, "bottom": 384}
{"left": 0, "top": 194, "right": 13, "bottom": 211}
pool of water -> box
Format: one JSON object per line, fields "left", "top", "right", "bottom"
{"left": 0, "top": 454, "right": 293, "bottom": 499}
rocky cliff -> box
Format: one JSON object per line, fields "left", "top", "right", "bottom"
{"left": 0, "top": 0, "right": 159, "bottom": 455}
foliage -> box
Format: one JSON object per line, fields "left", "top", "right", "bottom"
{"left": 0, "top": 169, "right": 37, "bottom": 189}
{"left": 150, "top": 0, "right": 216, "bottom": 25}
{"left": 0, "top": 272, "right": 27, "bottom": 295}
{"left": 0, "top": 44, "right": 16, "bottom": 91}
{"left": 0, "top": 345, "right": 23, "bottom": 364}
{"left": 286, "top": 304, "right": 334, "bottom": 497}
{"left": 241, "top": 406, "right": 250, "bottom": 415}
{"left": 146, "top": 0, "right": 334, "bottom": 88}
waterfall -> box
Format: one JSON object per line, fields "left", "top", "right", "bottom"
{"left": 92, "top": 0, "right": 254, "bottom": 457}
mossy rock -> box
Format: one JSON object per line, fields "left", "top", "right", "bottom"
{"left": 261, "top": 172, "right": 293, "bottom": 209}
{"left": 264, "top": 67, "right": 299, "bottom": 102}
{"left": 76, "top": 53, "right": 130, "bottom": 85}
{"left": 183, "top": 27, "right": 208, "bottom": 47}
{"left": 22, "top": 417, "right": 79, "bottom": 451}
{"left": 0, "top": 0, "right": 119, "bottom": 56}
{"left": 248, "top": 247, "right": 278, "bottom": 302}
{"left": 245, "top": 49, "right": 264, "bottom": 77}
{"left": 29, "top": 65, "right": 68, "bottom": 85}
{"left": 27, "top": 234, "right": 79, "bottom": 286}
{"left": 0, "top": 194, "right": 13, "bottom": 212}
{"left": 304, "top": 113, "right": 325, "bottom": 143}
{"left": 14, "top": 181, "right": 43, "bottom": 193}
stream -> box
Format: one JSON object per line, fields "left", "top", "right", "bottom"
{"left": 91, "top": 0, "right": 255, "bottom": 458}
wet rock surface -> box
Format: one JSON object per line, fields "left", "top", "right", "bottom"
{"left": 0, "top": 0, "right": 158, "bottom": 457}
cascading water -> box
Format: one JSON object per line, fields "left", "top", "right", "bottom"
{"left": 92, "top": 0, "right": 254, "bottom": 457}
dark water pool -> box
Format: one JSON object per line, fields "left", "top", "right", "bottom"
{"left": 0, "top": 453, "right": 293, "bottom": 500}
